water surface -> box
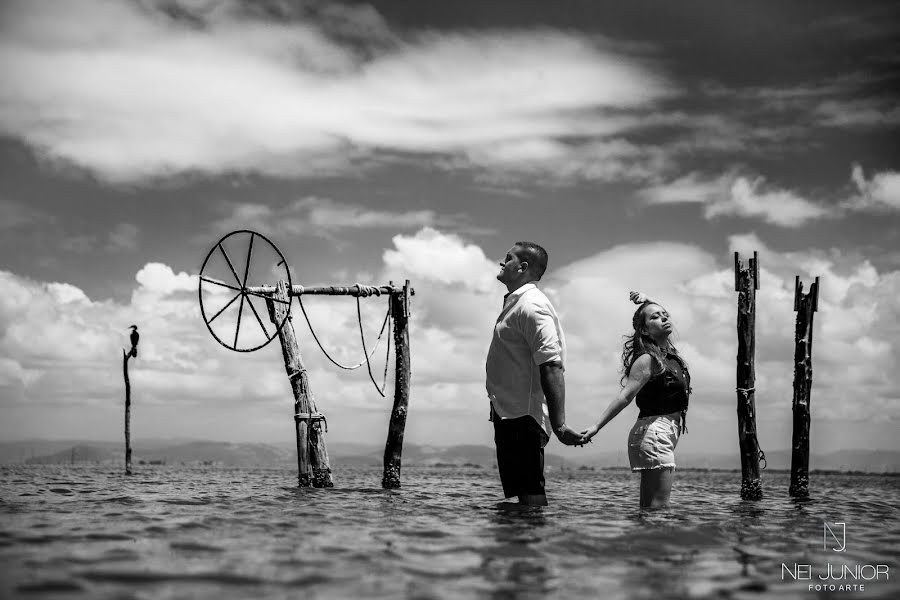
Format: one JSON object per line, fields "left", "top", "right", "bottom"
{"left": 1, "top": 465, "right": 897, "bottom": 599}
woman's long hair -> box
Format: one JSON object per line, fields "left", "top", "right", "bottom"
{"left": 620, "top": 300, "right": 689, "bottom": 385}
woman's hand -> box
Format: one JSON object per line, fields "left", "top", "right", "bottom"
{"left": 580, "top": 424, "right": 600, "bottom": 441}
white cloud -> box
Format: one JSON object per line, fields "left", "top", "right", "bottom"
{"left": 2, "top": 231, "right": 898, "bottom": 453}
{"left": 640, "top": 171, "right": 831, "bottom": 226}
{"left": 209, "top": 197, "right": 480, "bottom": 240}
{"left": 642, "top": 164, "right": 900, "bottom": 226}
{"left": 638, "top": 171, "right": 729, "bottom": 205}
{"left": 847, "top": 163, "right": 900, "bottom": 212}
{"left": 135, "top": 262, "right": 197, "bottom": 295}
{"left": 0, "top": 0, "right": 674, "bottom": 184}
{"left": 457, "top": 138, "right": 675, "bottom": 184}
{"left": 815, "top": 99, "right": 900, "bottom": 128}
{"left": 46, "top": 282, "right": 89, "bottom": 304}
{"left": 556, "top": 238, "right": 900, "bottom": 446}
{"left": 382, "top": 227, "right": 499, "bottom": 293}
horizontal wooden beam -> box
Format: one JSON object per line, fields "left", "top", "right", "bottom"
{"left": 245, "top": 284, "right": 414, "bottom": 297}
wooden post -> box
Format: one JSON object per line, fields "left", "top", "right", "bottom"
{"left": 267, "top": 280, "right": 333, "bottom": 488}
{"left": 789, "top": 276, "right": 819, "bottom": 497}
{"left": 122, "top": 349, "right": 133, "bottom": 476}
{"left": 735, "top": 251, "right": 763, "bottom": 500}
{"left": 382, "top": 280, "right": 411, "bottom": 489}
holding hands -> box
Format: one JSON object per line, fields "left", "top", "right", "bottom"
{"left": 555, "top": 424, "right": 592, "bottom": 447}
{"left": 579, "top": 423, "right": 601, "bottom": 442}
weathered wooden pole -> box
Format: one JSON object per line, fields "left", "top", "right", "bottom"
{"left": 122, "top": 349, "right": 133, "bottom": 475}
{"left": 735, "top": 251, "right": 763, "bottom": 500}
{"left": 267, "top": 280, "right": 333, "bottom": 488}
{"left": 383, "top": 280, "right": 411, "bottom": 489}
{"left": 789, "top": 276, "right": 819, "bottom": 497}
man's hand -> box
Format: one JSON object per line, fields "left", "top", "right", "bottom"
{"left": 555, "top": 425, "right": 590, "bottom": 447}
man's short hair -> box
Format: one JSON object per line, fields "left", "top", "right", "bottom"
{"left": 513, "top": 241, "right": 549, "bottom": 280}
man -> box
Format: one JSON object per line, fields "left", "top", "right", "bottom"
{"left": 486, "top": 241, "right": 585, "bottom": 508}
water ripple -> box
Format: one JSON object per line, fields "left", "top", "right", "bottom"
{"left": 0, "top": 465, "right": 897, "bottom": 599}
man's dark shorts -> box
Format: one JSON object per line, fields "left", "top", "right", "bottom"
{"left": 493, "top": 414, "right": 546, "bottom": 499}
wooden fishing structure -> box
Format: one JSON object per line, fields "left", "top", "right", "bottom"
{"left": 197, "top": 230, "right": 412, "bottom": 489}
{"left": 789, "top": 276, "right": 819, "bottom": 497}
{"left": 734, "top": 251, "right": 764, "bottom": 500}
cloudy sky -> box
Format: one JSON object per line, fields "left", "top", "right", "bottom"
{"left": 1, "top": 0, "right": 898, "bottom": 463}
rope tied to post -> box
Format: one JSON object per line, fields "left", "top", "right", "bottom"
{"left": 287, "top": 366, "right": 306, "bottom": 381}
{"left": 737, "top": 387, "right": 757, "bottom": 420}
{"left": 295, "top": 284, "right": 393, "bottom": 397}
{"left": 295, "top": 412, "right": 328, "bottom": 432}
{"left": 353, "top": 283, "right": 382, "bottom": 297}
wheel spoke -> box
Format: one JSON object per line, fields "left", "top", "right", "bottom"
{"left": 202, "top": 276, "right": 289, "bottom": 304}
{"left": 234, "top": 292, "right": 246, "bottom": 348}
{"left": 208, "top": 291, "right": 241, "bottom": 324}
{"left": 201, "top": 276, "right": 241, "bottom": 293}
{"left": 241, "top": 232, "right": 255, "bottom": 288}
{"left": 244, "top": 295, "right": 270, "bottom": 339}
{"left": 218, "top": 243, "right": 244, "bottom": 287}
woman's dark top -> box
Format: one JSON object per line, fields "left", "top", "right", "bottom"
{"left": 635, "top": 352, "right": 690, "bottom": 419}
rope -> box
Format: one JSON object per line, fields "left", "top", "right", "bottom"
{"left": 358, "top": 293, "right": 392, "bottom": 397}
{"left": 295, "top": 295, "right": 389, "bottom": 370}
{"left": 294, "top": 284, "right": 393, "bottom": 396}
{"left": 295, "top": 412, "right": 328, "bottom": 432}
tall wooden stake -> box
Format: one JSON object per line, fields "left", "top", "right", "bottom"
{"left": 735, "top": 251, "right": 763, "bottom": 499}
{"left": 122, "top": 349, "right": 133, "bottom": 476}
{"left": 268, "top": 280, "right": 333, "bottom": 488}
{"left": 382, "top": 280, "right": 411, "bottom": 489}
{"left": 789, "top": 276, "right": 819, "bottom": 497}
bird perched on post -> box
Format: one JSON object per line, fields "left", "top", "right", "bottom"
{"left": 129, "top": 325, "right": 140, "bottom": 358}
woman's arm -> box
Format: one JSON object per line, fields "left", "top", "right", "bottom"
{"left": 581, "top": 354, "right": 653, "bottom": 440}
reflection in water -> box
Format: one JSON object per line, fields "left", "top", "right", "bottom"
{"left": 482, "top": 509, "right": 550, "bottom": 598}
{"left": 0, "top": 465, "right": 898, "bottom": 599}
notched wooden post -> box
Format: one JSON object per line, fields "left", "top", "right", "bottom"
{"left": 735, "top": 251, "right": 763, "bottom": 500}
{"left": 383, "top": 280, "right": 411, "bottom": 489}
{"left": 267, "top": 280, "right": 333, "bottom": 488}
{"left": 789, "top": 276, "right": 819, "bottom": 498}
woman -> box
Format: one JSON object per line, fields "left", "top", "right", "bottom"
{"left": 581, "top": 291, "right": 691, "bottom": 508}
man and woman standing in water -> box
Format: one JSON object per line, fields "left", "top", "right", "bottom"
{"left": 486, "top": 241, "right": 691, "bottom": 509}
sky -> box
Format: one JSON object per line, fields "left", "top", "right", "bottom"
{"left": 1, "top": 0, "right": 898, "bottom": 464}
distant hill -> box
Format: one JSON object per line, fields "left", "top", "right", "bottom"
{"left": 26, "top": 444, "right": 116, "bottom": 465}
{"left": 1, "top": 440, "right": 898, "bottom": 473}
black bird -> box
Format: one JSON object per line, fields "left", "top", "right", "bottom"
{"left": 129, "top": 325, "right": 139, "bottom": 358}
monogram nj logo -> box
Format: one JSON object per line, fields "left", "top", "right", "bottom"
{"left": 824, "top": 522, "right": 846, "bottom": 552}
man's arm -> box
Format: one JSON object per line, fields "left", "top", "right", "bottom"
{"left": 539, "top": 361, "right": 584, "bottom": 445}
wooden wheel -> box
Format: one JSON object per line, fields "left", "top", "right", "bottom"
{"left": 198, "top": 230, "right": 292, "bottom": 352}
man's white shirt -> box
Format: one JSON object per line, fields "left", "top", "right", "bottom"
{"left": 485, "top": 282, "right": 566, "bottom": 440}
